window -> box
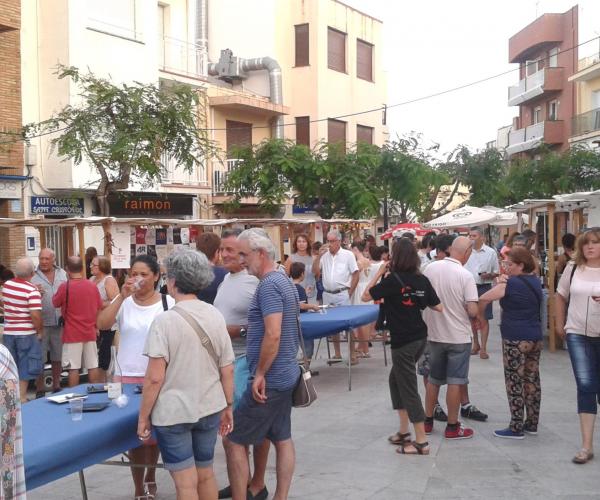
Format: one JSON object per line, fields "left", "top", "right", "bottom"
{"left": 356, "top": 39, "right": 373, "bottom": 81}
{"left": 328, "top": 119, "right": 346, "bottom": 152}
{"left": 295, "top": 24, "right": 309, "bottom": 67}
{"left": 533, "top": 106, "right": 542, "bottom": 124}
{"left": 549, "top": 47, "right": 558, "bottom": 67}
{"left": 87, "top": 0, "right": 139, "bottom": 40}
{"left": 226, "top": 120, "right": 252, "bottom": 158}
{"left": 548, "top": 100, "right": 558, "bottom": 121}
{"left": 295, "top": 117, "right": 310, "bottom": 146}
{"left": 356, "top": 125, "right": 373, "bottom": 145}
{"left": 328, "top": 28, "right": 346, "bottom": 73}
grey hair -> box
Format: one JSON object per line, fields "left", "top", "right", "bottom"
{"left": 15, "top": 258, "right": 35, "bottom": 278}
{"left": 222, "top": 228, "right": 242, "bottom": 239}
{"left": 238, "top": 228, "right": 276, "bottom": 260}
{"left": 327, "top": 230, "right": 341, "bottom": 241}
{"left": 39, "top": 248, "right": 56, "bottom": 258}
{"left": 469, "top": 227, "right": 484, "bottom": 236}
{"left": 163, "top": 249, "right": 214, "bottom": 295}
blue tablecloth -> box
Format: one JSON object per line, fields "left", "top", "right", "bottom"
{"left": 299, "top": 305, "right": 379, "bottom": 340}
{"left": 23, "top": 384, "right": 142, "bottom": 490}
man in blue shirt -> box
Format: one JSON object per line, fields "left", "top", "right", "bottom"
{"left": 223, "top": 228, "right": 300, "bottom": 500}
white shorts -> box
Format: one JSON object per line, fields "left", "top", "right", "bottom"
{"left": 62, "top": 341, "right": 99, "bottom": 370}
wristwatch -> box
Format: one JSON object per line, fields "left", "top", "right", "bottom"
{"left": 239, "top": 327, "right": 247, "bottom": 338}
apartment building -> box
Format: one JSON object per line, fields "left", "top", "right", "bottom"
{"left": 569, "top": 53, "right": 600, "bottom": 148}
{"left": 0, "top": 0, "right": 25, "bottom": 268}
{"left": 20, "top": 0, "right": 386, "bottom": 256}
{"left": 505, "top": 6, "right": 578, "bottom": 158}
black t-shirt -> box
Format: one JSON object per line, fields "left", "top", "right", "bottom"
{"left": 369, "top": 272, "right": 440, "bottom": 348}
{"left": 295, "top": 283, "right": 309, "bottom": 312}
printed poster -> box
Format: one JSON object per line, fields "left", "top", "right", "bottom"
{"left": 111, "top": 224, "right": 132, "bottom": 269}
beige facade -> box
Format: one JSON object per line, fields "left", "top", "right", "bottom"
{"left": 569, "top": 55, "right": 600, "bottom": 148}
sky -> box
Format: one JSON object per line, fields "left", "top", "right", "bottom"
{"left": 345, "top": 0, "right": 600, "bottom": 155}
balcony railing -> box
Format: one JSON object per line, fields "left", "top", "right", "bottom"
{"left": 158, "top": 36, "right": 207, "bottom": 78}
{"left": 212, "top": 159, "right": 242, "bottom": 195}
{"left": 506, "top": 120, "right": 564, "bottom": 156}
{"left": 161, "top": 153, "right": 208, "bottom": 187}
{"left": 508, "top": 67, "right": 562, "bottom": 106}
{"left": 571, "top": 107, "right": 600, "bottom": 137}
{"left": 577, "top": 53, "right": 600, "bottom": 72}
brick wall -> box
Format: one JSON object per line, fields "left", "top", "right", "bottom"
{"left": 0, "top": 0, "right": 24, "bottom": 269}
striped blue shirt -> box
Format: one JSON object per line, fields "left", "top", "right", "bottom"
{"left": 246, "top": 271, "right": 300, "bottom": 390}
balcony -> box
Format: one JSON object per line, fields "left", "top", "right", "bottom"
{"left": 161, "top": 153, "right": 208, "bottom": 187}
{"left": 569, "top": 53, "right": 600, "bottom": 83}
{"left": 212, "top": 159, "right": 241, "bottom": 195}
{"left": 508, "top": 67, "right": 563, "bottom": 106}
{"left": 506, "top": 120, "right": 564, "bottom": 156}
{"left": 158, "top": 36, "right": 207, "bottom": 79}
{"left": 571, "top": 107, "right": 600, "bottom": 138}
{"left": 509, "top": 13, "right": 564, "bottom": 63}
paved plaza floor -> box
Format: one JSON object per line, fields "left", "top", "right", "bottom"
{"left": 28, "top": 313, "right": 600, "bottom": 499}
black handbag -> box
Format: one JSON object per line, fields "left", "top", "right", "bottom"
{"left": 292, "top": 315, "right": 317, "bottom": 408}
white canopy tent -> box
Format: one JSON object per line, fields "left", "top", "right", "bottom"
{"left": 422, "top": 206, "right": 500, "bottom": 229}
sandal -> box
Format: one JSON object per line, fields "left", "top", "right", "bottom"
{"left": 144, "top": 481, "right": 157, "bottom": 497}
{"left": 572, "top": 448, "right": 594, "bottom": 464}
{"left": 396, "top": 441, "right": 430, "bottom": 455}
{"left": 388, "top": 432, "right": 411, "bottom": 445}
{"left": 135, "top": 495, "right": 154, "bottom": 500}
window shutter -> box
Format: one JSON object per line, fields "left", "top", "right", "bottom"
{"left": 328, "top": 28, "right": 346, "bottom": 72}
{"left": 296, "top": 116, "right": 310, "bottom": 146}
{"left": 226, "top": 120, "right": 252, "bottom": 157}
{"left": 356, "top": 125, "right": 373, "bottom": 145}
{"left": 295, "top": 24, "right": 309, "bottom": 67}
{"left": 357, "top": 39, "right": 373, "bottom": 81}
{"left": 328, "top": 119, "right": 346, "bottom": 152}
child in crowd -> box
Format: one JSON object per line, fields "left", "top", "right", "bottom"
{"left": 290, "top": 262, "right": 319, "bottom": 372}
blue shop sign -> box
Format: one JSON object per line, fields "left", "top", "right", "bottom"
{"left": 30, "top": 196, "right": 84, "bottom": 216}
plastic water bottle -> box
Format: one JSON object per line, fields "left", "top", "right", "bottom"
{"left": 107, "top": 345, "right": 123, "bottom": 399}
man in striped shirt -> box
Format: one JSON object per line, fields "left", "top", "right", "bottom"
{"left": 0, "top": 258, "right": 44, "bottom": 402}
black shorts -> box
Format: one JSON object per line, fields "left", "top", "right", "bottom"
{"left": 96, "top": 330, "right": 116, "bottom": 371}
{"left": 227, "top": 384, "right": 296, "bottom": 446}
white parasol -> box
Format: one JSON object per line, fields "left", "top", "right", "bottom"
{"left": 422, "top": 206, "right": 500, "bottom": 229}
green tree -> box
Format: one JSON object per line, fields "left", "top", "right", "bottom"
{"left": 23, "top": 66, "right": 217, "bottom": 215}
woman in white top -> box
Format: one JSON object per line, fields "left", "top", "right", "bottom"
{"left": 351, "top": 241, "right": 375, "bottom": 361}
{"left": 138, "top": 249, "right": 234, "bottom": 500}
{"left": 98, "top": 254, "right": 174, "bottom": 500}
{"left": 89, "top": 256, "right": 119, "bottom": 379}
{"left": 556, "top": 227, "right": 600, "bottom": 465}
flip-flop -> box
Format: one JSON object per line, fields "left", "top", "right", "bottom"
{"left": 479, "top": 352, "right": 490, "bottom": 360}
{"left": 572, "top": 448, "right": 594, "bottom": 464}
{"left": 471, "top": 347, "right": 480, "bottom": 356}
{"left": 388, "top": 432, "right": 411, "bottom": 445}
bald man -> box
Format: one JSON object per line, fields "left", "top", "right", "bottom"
{"left": 32, "top": 248, "right": 68, "bottom": 396}
{"left": 422, "top": 237, "right": 479, "bottom": 440}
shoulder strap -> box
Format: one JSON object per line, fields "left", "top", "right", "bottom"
{"left": 161, "top": 293, "right": 168, "bottom": 311}
{"left": 516, "top": 276, "right": 541, "bottom": 321}
{"left": 296, "top": 315, "right": 310, "bottom": 370}
{"left": 392, "top": 272, "right": 406, "bottom": 288}
{"left": 569, "top": 264, "right": 577, "bottom": 286}
{"left": 172, "top": 306, "right": 219, "bottom": 368}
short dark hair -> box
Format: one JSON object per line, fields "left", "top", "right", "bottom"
{"left": 435, "top": 234, "right": 455, "bottom": 254}
{"left": 312, "top": 241, "right": 322, "bottom": 251}
{"left": 0, "top": 268, "right": 15, "bottom": 282}
{"left": 221, "top": 228, "right": 242, "bottom": 239}
{"left": 66, "top": 256, "right": 84, "bottom": 273}
{"left": 561, "top": 233, "right": 576, "bottom": 250}
{"left": 290, "top": 261, "right": 306, "bottom": 280}
{"left": 131, "top": 254, "right": 161, "bottom": 289}
{"left": 507, "top": 247, "right": 535, "bottom": 273}
{"left": 390, "top": 238, "right": 420, "bottom": 274}
{"left": 351, "top": 240, "right": 366, "bottom": 252}
{"left": 196, "top": 232, "right": 221, "bottom": 260}
{"left": 400, "top": 232, "right": 415, "bottom": 242}
{"left": 422, "top": 232, "right": 437, "bottom": 250}
{"left": 368, "top": 244, "right": 384, "bottom": 261}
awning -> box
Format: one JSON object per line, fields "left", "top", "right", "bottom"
{"left": 422, "top": 206, "right": 499, "bottom": 229}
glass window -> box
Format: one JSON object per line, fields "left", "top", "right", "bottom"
{"left": 549, "top": 47, "right": 558, "bottom": 67}
{"left": 87, "top": 0, "right": 139, "bottom": 39}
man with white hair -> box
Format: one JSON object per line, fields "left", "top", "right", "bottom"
{"left": 32, "top": 248, "right": 68, "bottom": 396}
{"left": 1, "top": 258, "right": 44, "bottom": 402}
{"left": 312, "top": 230, "right": 359, "bottom": 360}
{"left": 223, "top": 228, "right": 300, "bottom": 500}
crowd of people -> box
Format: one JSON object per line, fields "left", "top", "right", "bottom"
{"left": 0, "top": 223, "right": 598, "bottom": 500}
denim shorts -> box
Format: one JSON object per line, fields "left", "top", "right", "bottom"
{"left": 227, "top": 384, "right": 295, "bottom": 446}
{"left": 153, "top": 412, "right": 220, "bottom": 471}
{"left": 566, "top": 333, "right": 600, "bottom": 414}
{"left": 3, "top": 334, "right": 43, "bottom": 380}
{"left": 428, "top": 341, "right": 471, "bottom": 386}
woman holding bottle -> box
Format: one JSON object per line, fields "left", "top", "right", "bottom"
{"left": 98, "top": 254, "right": 174, "bottom": 500}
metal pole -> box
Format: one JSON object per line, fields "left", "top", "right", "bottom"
{"left": 78, "top": 470, "right": 89, "bottom": 500}
{"left": 547, "top": 204, "right": 557, "bottom": 351}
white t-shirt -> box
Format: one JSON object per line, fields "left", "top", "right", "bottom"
{"left": 319, "top": 248, "right": 359, "bottom": 291}
{"left": 116, "top": 295, "right": 175, "bottom": 377}
{"left": 557, "top": 263, "right": 600, "bottom": 337}
{"left": 144, "top": 299, "right": 235, "bottom": 426}
{"left": 423, "top": 258, "right": 479, "bottom": 344}
{"left": 464, "top": 244, "right": 500, "bottom": 285}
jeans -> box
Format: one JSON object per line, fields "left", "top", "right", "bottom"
{"left": 566, "top": 333, "right": 600, "bottom": 414}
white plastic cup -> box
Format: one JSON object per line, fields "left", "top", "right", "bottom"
{"left": 70, "top": 398, "right": 84, "bottom": 421}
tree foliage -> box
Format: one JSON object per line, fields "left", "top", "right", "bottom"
{"left": 23, "top": 65, "right": 217, "bottom": 215}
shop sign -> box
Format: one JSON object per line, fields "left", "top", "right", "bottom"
{"left": 0, "top": 179, "right": 21, "bottom": 199}
{"left": 108, "top": 193, "right": 193, "bottom": 216}
{"left": 30, "top": 196, "right": 84, "bottom": 216}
